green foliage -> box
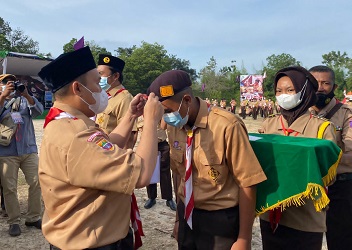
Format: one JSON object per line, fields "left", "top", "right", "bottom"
{"left": 116, "top": 41, "right": 197, "bottom": 95}
{"left": 0, "top": 17, "right": 39, "bottom": 54}
{"left": 262, "top": 53, "right": 301, "bottom": 99}
{"left": 63, "top": 38, "right": 110, "bottom": 64}
{"left": 197, "top": 57, "right": 243, "bottom": 101}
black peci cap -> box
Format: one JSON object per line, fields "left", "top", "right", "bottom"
{"left": 147, "top": 70, "right": 192, "bottom": 102}
{"left": 98, "top": 54, "right": 125, "bottom": 72}
{"left": 38, "top": 47, "right": 96, "bottom": 93}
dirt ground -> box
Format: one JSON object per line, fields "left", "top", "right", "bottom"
{"left": 0, "top": 115, "right": 327, "bottom": 249}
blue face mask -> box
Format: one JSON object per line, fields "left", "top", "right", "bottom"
{"left": 163, "top": 99, "right": 189, "bottom": 128}
{"left": 99, "top": 76, "right": 110, "bottom": 90}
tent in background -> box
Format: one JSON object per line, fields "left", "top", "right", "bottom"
{"left": 0, "top": 51, "right": 54, "bottom": 108}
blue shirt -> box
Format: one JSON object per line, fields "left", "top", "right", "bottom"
{"left": 0, "top": 96, "right": 43, "bottom": 156}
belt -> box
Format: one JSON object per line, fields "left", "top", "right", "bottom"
{"left": 336, "top": 173, "right": 352, "bottom": 181}
{"left": 50, "top": 240, "right": 122, "bottom": 250}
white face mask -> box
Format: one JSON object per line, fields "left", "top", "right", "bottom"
{"left": 276, "top": 79, "right": 307, "bottom": 110}
{"left": 79, "top": 84, "right": 108, "bottom": 114}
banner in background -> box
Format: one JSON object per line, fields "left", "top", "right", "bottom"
{"left": 240, "top": 75, "right": 264, "bottom": 101}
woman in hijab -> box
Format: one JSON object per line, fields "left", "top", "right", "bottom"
{"left": 259, "top": 66, "right": 336, "bottom": 250}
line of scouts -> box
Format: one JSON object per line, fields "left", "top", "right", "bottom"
{"left": 36, "top": 46, "right": 351, "bottom": 250}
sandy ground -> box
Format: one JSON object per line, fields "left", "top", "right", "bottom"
{"left": 0, "top": 115, "right": 327, "bottom": 249}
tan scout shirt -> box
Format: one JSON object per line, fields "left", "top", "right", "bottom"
{"left": 310, "top": 98, "right": 352, "bottom": 174}
{"left": 167, "top": 98, "right": 267, "bottom": 211}
{"left": 260, "top": 112, "right": 337, "bottom": 233}
{"left": 96, "top": 85, "right": 137, "bottom": 134}
{"left": 39, "top": 102, "right": 142, "bottom": 250}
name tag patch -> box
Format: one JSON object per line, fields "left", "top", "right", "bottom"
{"left": 96, "top": 138, "right": 114, "bottom": 151}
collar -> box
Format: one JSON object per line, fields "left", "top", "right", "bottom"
{"left": 277, "top": 111, "right": 312, "bottom": 134}
{"left": 184, "top": 97, "right": 208, "bottom": 130}
{"left": 108, "top": 85, "right": 125, "bottom": 97}
{"left": 53, "top": 102, "right": 96, "bottom": 127}
{"left": 310, "top": 97, "right": 337, "bottom": 117}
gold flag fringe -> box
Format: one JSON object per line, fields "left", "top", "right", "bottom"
{"left": 256, "top": 183, "right": 330, "bottom": 216}
{"left": 321, "top": 150, "right": 342, "bottom": 187}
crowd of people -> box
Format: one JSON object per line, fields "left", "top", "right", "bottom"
{"left": 0, "top": 46, "right": 350, "bottom": 250}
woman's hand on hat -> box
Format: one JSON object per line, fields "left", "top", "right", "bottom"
{"left": 144, "top": 92, "right": 164, "bottom": 122}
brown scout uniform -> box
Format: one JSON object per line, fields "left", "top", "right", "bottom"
{"left": 167, "top": 98, "right": 267, "bottom": 210}
{"left": 96, "top": 85, "right": 137, "bottom": 134}
{"left": 310, "top": 98, "right": 352, "bottom": 175}
{"left": 39, "top": 102, "right": 142, "bottom": 249}
{"left": 260, "top": 112, "right": 336, "bottom": 233}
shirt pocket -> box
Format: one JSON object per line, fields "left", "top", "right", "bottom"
{"left": 197, "top": 148, "right": 227, "bottom": 185}
{"left": 170, "top": 147, "right": 184, "bottom": 174}
{"left": 97, "top": 106, "right": 113, "bottom": 129}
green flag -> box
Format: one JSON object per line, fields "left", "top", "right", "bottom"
{"left": 249, "top": 133, "right": 342, "bottom": 215}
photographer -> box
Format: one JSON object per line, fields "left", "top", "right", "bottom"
{"left": 0, "top": 74, "right": 43, "bottom": 237}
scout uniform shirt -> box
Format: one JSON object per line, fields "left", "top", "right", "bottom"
{"left": 39, "top": 102, "right": 143, "bottom": 249}
{"left": 167, "top": 98, "right": 267, "bottom": 211}
{"left": 310, "top": 98, "right": 352, "bottom": 175}
{"left": 260, "top": 112, "right": 336, "bottom": 233}
{"left": 96, "top": 85, "right": 137, "bottom": 134}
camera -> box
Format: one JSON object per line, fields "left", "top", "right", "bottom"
{"left": 14, "top": 81, "right": 26, "bottom": 92}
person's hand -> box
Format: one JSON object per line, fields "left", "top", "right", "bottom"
{"left": 144, "top": 92, "right": 164, "bottom": 122}
{"left": 0, "top": 82, "right": 15, "bottom": 98}
{"left": 129, "top": 93, "right": 147, "bottom": 119}
{"left": 172, "top": 221, "right": 179, "bottom": 242}
{"left": 231, "top": 238, "right": 251, "bottom": 250}
{"left": 20, "top": 83, "right": 30, "bottom": 97}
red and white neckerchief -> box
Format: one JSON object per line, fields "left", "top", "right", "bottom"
{"left": 184, "top": 103, "right": 211, "bottom": 229}
{"left": 269, "top": 115, "right": 301, "bottom": 232}
{"left": 184, "top": 126, "right": 197, "bottom": 229}
{"left": 131, "top": 193, "right": 144, "bottom": 249}
{"left": 43, "top": 107, "right": 77, "bottom": 128}
{"left": 43, "top": 107, "right": 144, "bottom": 249}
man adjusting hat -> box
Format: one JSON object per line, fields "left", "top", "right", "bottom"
{"left": 38, "top": 47, "right": 164, "bottom": 249}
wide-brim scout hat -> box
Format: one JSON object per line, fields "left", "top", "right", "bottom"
{"left": 0, "top": 74, "right": 16, "bottom": 83}
{"left": 147, "top": 70, "right": 192, "bottom": 102}
{"left": 38, "top": 46, "right": 96, "bottom": 93}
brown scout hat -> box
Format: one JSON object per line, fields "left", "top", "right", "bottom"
{"left": 147, "top": 70, "right": 192, "bottom": 102}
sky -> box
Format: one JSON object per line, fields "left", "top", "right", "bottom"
{"left": 2, "top": 0, "right": 352, "bottom": 74}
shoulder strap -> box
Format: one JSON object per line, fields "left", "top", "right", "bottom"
{"left": 325, "top": 103, "right": 343, "bottom": 120}
{"left": 317, "top": 121, "right": 331, "bottom": 139}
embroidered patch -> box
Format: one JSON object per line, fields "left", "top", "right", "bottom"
{"left": 87, "top": 131, "right": 104, "bottom": 142}
{"left": 160, "top": 85, "right": 174, "bottom": 98}
{"left": 96, "top": 138, "right": 114, "bottom": 151}
{"left": 97, "top": 116, "right": 104, "bottom": 125}
{"left": 208, "top": 167, "right": 220, "bottom": 181}
{"left": 103, "top": 57, "right": 110, "bottom": 63}
{"left": 173, "top": 141, "right": 182, "bottom": 150}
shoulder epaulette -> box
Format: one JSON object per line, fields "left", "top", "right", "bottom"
{"left": 268, "top": 113, "right": 279, "bottom": 118}
{"left": 311, "top": 114, "right": 329, "bottom": 121}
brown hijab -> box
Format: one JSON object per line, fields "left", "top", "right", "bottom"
{"left": 274, "top": 66, "right": 318, "bottom": 126}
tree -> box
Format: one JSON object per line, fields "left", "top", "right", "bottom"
{"left": 116, "top": 41, "right": 196, "bottom": 95}
{"left": 63, "top": 38, "right": 110, "bottom": 64}
{"left": 197, "top": 57, "right": 242, "bottom": 101}
{"left": 321, "top": 51, "right": 352, "bottom": 99}
{"left": 262, "top": 53, "right": 301, "bottom": 98}
{"left": 0, "top": 17, "right": 39, "bottom": 54}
